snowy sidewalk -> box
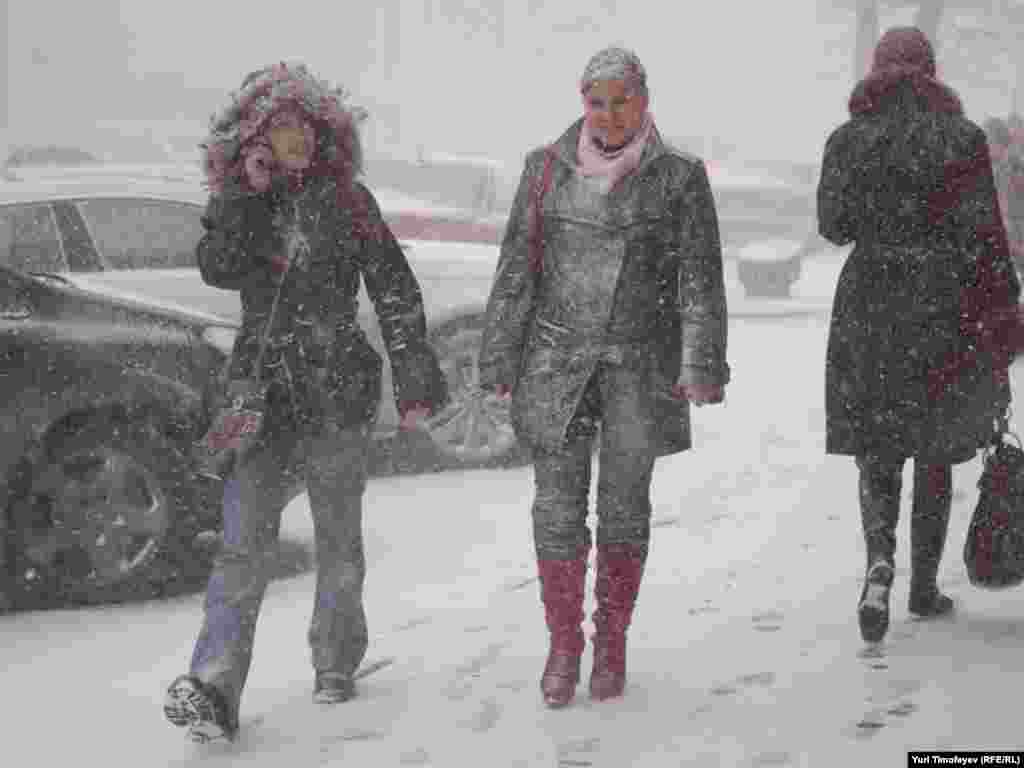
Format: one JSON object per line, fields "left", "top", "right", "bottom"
{"left": 3, "top": 313, "right": 1024, "bottom": 767}
{"left": 725, "top": 252, "right": 840, "bottom": 319}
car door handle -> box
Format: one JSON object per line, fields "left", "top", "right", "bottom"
{"left": 0, "top": 308, "right": 31, "bottom": 320}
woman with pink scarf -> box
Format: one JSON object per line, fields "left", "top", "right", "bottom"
{"left": 479, "top": 47, "right": 730, "bottom": 708}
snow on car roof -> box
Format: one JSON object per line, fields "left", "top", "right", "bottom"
{"left": 0, "top": 176, "right": 209, "bottom": 207}
{"left": 0, "top": 176, "right": 487, "bottom": 218}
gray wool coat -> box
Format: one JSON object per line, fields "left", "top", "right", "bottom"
{"left": 478, "top": 119, "right": 730, "bottom": 455}
{"left": 819, "top": 73, "right": 1021, "bottom": 464}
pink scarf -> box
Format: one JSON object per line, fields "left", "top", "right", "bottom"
{"left": 576, "top": 112, "right": 655, "bottom": 193}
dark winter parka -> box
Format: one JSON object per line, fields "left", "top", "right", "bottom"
{"left": 197, "top": 175, "right": 449, "bottom": 432}
{"left": 818, "top": 69, "right": 1021, "bottom": 463}
{"left": 479, "top": 119, "right": 730, "bottom": 455}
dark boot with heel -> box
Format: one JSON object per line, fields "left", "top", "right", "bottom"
{"left": 856, "top": 456, "right": 901, "bottom": 643}
{"left": 908, "top": 463, "right": 955, "bottom": 618}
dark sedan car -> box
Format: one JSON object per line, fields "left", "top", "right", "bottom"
{"left": 0, "top": 189, "right": 237, "bottom": 610}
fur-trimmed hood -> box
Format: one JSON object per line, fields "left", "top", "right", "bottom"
{"left": 200, "top": 61, "right": 367, "bottom": 196}
{"left": 849, "top": 26, "right": 962, "bottom": 118}
{"left": 848, "top": 65, "right": 963, "bottom": 117}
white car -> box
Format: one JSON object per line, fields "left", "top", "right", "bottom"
{"left": 0, "top": 175, "right": 519, "bottom": 475}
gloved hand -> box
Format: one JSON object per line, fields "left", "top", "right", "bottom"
{"left": 398, "top": 400, "right": 433, "bottom": 431}
{"left": 671, "top": 382, "right": 725, "bottom": 406}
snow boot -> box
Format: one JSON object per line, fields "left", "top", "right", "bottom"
{"left": 537, "top": 548, "right": 588, "bottom": 708}
{"left": 314, "top": 672, "right": 356, "bottom": 704}
{"left": 858, "top": 560, "right": 895, "bottom": 643}
{"left": 908, "top": 463, "right": 955, "bottom": 618}
{"left": 590, "top": 543, "right": 646, "bottom": 701}
{"left": 164, "top": 674, "right": 238, "bottom": 743}
{"left": 856, "top": 457, "right": 900, "bottom": 643}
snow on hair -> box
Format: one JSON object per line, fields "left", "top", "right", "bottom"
{"left": 580, "top": 46, "right": 647, "bottom": 97}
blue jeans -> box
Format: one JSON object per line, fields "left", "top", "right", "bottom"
{"left": 189, "top": 421, "right": 371, "bottom": 721}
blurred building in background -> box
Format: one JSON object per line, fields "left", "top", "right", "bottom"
{"left": 12, "top": 1, "right": 1024, "bottom": 177}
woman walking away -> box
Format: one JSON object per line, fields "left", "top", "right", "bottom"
{"left": 479, "top": 46, "right": 730, "bottom": 707}
{"left": 163, "top": 62, "right": 448, "bottom": 742}
{"left": 817, "top": 27, "right": 1020, "bottom": 644}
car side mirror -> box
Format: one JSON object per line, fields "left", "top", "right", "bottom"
{"left": 0, "top": 275, "right": 34, "bottom": 320}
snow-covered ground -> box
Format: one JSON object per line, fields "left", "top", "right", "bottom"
{"left": 4, "top": 258, "right": 1024, "bottom": 767}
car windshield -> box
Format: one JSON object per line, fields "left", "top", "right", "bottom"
{"left": 75, "top": 198, "right": 205, "bottom": 269}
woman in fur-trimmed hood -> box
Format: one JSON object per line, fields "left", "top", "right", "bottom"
{"left": 163, "top": 61, "right": 449, "bottom": 743}
{"left": 201, "top": 62, "right": 364, "bottom": 197}
{"left": 817, "top": 27, "right": 1021, "bottom": 646}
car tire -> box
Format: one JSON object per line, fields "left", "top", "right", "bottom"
{"left": 423, "top": 314, "right": 529, "bottom": 470}
{"left": 6, "top": 418, "right": 213, "bottom": 609}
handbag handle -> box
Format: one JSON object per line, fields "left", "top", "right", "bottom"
{"left": 251, "top": 191, "right": 312, "bottom": 375}
{"left": 528, "top": 148, "right": 556, "bottom": 275}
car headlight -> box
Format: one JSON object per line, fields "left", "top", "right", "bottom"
{"left": 202, "top": 325, "right": 238, "bottom": 355}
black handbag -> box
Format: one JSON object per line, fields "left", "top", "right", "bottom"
{"left": 196, "top": 250, "right": 293, "bottom": 481}
{"left": 964, "top": 417, "right": 1024, "bottom": 589}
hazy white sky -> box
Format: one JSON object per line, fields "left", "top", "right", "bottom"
{"left": 5, "top": 1, "right": 1021, "bottom": 169}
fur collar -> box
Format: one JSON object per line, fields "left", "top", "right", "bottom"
{"left": 848, "top": 65, "right": 963, "bottom": 118}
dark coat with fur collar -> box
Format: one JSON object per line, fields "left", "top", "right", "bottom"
{"left": 818, "top": 68, "right": 1020, "bottom": 463}
{"left": 197, "top": 176, "right": 449, "bottom": 434}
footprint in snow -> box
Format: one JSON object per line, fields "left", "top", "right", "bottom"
{"left": 710, "top": 671, "right": 776, "bottom": 696}
{"left": 462, "top": 696, "right": 502, "bottom": 733}
{"left": 752, "top": 610, "right": 785, "bottom": 632}
{"left": 399, "top": 747, "right": 431, "bottom": 766}
{"left": 853, "top": 711, "right": 888, "bottom": 740}
{"left": 557, "top": 736, "right": 601, "bottom": 767}
{"left": 496, "top": 680, "right": 527, "bottom": 692}
{"left": 688, "top": 604, "right": 720, "bottom": 616}
{"left": 750, "top": 751, "right": 795, "bottom": 767}
{"left": 316, "top": 728, "right": 387, "bottom": 748}
{"left": 394, "top": 617, "right": 432, "bottom": 632}
{"left": 857, "top": 644, "right": 888, "bottom": 669}
{"left": 852, "top": 679, "right": 922, "bottom": 739}
{"left": 443, "top": 642, "right": 504, "bottom": 700}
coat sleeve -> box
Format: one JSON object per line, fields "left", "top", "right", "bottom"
{"left": 675, "top": 159, "right": 731, "bottom": 389}
{"left": 354, "top": 184, "right": 450, "bottom": 414}
{"left": 477, "top": 150, "right": 543, "bottom": 392}
{"left": 952, "top": 129, "right": 1022, "bottom": 357}
{"left": 195, "top": 189, "right": 278, "bottom": 290}
{"left": 817, "top": 125, "right": 861, "bottom": 246}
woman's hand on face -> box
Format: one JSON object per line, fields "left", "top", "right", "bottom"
{"left": 244, "top": 144, "right": 275, "bottom": 193}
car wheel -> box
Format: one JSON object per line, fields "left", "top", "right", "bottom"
{"left": 425, "top": 315, "right": 525, "bottom": 468}
{"left": 7, "top": 419, "right": 208, "bottom": 607}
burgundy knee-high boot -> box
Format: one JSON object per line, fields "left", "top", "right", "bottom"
{"left": 590, "top": 543, "right": 646, "bottom": 701}
{"left": 537, "top": 547, "right": 589, "bottom": 708}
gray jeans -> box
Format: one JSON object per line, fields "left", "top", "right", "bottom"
{"left": 531, "top": 364, "right": 658, "bottom": 560}
{"left": 189, "top": 420, "right": 371, "bottom": 720}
